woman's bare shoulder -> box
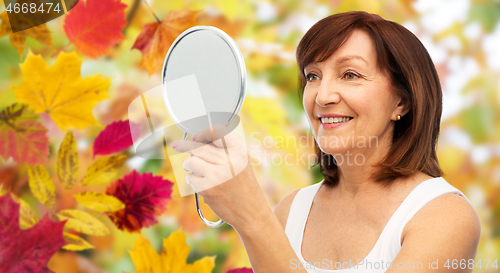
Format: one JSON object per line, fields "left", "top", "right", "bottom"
{"left": 389, "top": 192, "right": 481, "bottom": 272}
{"left": 274, "top": 188, "right": 301, "bottom": 229}
{"left": 402, "top": 191, "right": 481, "bottom": 248}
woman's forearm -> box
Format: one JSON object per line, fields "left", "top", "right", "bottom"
{"left": 234, "top": 211, "right": 308, "bottom": 273}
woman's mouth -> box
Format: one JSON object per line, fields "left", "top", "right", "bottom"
{"left": 320, "top": 116, "right": 353, "bottom": 129}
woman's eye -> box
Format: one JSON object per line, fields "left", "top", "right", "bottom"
{"left": 306, "top": 73, "right": 319, "bottom": 81}
{"left": 343, "top": 72, "right": 359, "bottom": 80}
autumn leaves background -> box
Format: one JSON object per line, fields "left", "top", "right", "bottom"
{"left": 0, "top": 0, "right": 252, "bottom": 271}
{"left": 0, "top": 0, "right": 500, "bottom": 272}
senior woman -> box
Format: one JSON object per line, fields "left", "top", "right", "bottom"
{"left": 171, "top": 11, "right": 481, "bottom": 272}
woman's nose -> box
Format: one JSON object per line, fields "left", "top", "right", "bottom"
{"left": 315, "top": 80, "right": 341, "bottom": 107}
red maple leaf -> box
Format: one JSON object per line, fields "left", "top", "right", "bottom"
{"left": 0, "top": 195, "right": 66, "bottom": 273}
{"left": 93, "top": 119, "right": 140, "bottom": 158}
{"left": 228, "top": 268, "right": 254, "bottom": 273}
{"left": 106, "top": 170, "right": 173, "bottom": 232}
{"left": 63, "top": 0, "right": 127, "bottom": 58}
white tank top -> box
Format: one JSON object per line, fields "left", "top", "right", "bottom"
{"left": 285, "top": 177, "right": 470, "bottom": 272}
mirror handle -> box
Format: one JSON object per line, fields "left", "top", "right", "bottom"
{"left": 195, "top": 191, "right": 224, "bottom": 228}
{"left": 183, "top": 132, "right": 225, "bottom": 228}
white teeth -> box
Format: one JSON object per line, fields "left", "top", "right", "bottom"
{"left": 321, "top": 117, "right": 352, "bottom": 123}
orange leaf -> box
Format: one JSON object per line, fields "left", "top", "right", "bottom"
{"left": 0, "top": 103, "right": 49, "bottom": 165}
{"left": 0, "top": 11, "right": 52, "bottom": 59}
{"left": 63, "top": 0, "right": 127, "bottom": 58}
{"left": 132, "top": 10, "right": 201, "bottom": 76}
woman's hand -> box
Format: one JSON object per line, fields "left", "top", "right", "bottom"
{"left": 171, "top": 124, "right": 273, "bottom": 232}
{"left": 173, "top": 124, "right": 308, "bottom": 273}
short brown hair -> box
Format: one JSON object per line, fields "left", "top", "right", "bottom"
{"left": 296, "top": 11, "right": 444, "bottom": 187}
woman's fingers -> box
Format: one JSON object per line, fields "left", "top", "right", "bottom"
{"left": 183, "top": 156, "right": 210, "bottom": 177}
{"left": 193, "top": 124, "right": 241, "bottom": 149}
{"left": 185, "top": 173, "right": 203, "bottom": 189}
{"left": 171, "top": 123, "right": 249, "bottom": 195}
{"left": 184, "top": 156, "right": 233, "bottom": 192}
{"left": 173, "top": 139, "right": 227, "bottom": 165}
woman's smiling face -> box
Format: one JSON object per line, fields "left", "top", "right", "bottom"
{"left": 303, "top": 30, "right": 405, "bottom": 157}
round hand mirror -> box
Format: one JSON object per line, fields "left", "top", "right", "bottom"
{"left": 161, "top": 26, "right": 246, "bottom": 228}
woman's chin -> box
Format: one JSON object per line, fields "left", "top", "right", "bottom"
{"left": 317, "top": 145, "right": 349, "bottom": 156}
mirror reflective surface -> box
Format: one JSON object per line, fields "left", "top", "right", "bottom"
{"left": 162, "top": 26, "right": 245, "bottom": 136}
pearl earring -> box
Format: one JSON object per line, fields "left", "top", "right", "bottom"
{"left": 397, "top": 115, "right": 401, "bottom": 120}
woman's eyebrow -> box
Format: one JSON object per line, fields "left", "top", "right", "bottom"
{"left": 303, "top": 63, "right": 318, "bottom": 72}
{"left": 335, "top": 55, "right": 368, "bottom": 65}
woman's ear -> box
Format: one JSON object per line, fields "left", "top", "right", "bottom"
{"left": 395, "top": 96, "right": 411, "bottom": 117}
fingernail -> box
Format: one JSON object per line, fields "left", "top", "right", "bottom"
{"left": 192, "top": 134, "right": 197, "bottom": 141}
{"left": 171, "top": 141, "right": 179, "bottom": 148}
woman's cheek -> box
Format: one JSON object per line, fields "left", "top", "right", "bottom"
{"left": 303, "top": 94, "right": 317, "bottom": 126}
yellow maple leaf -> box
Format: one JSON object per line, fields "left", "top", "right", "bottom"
{"left": 128, "top": 228, "right": 216, "bottom": 273}
{"left": 12, "top": 51, "right": 111, "bottom": 131}
{"left": 0, "top": 11, "right": 52, "bottom": 59}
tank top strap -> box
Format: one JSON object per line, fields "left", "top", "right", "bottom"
{"left": 372, "top": 177, "right": 470, "bottom": 260}
{"left": 285, "top": 180, "right": 324, "bottom": 254}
